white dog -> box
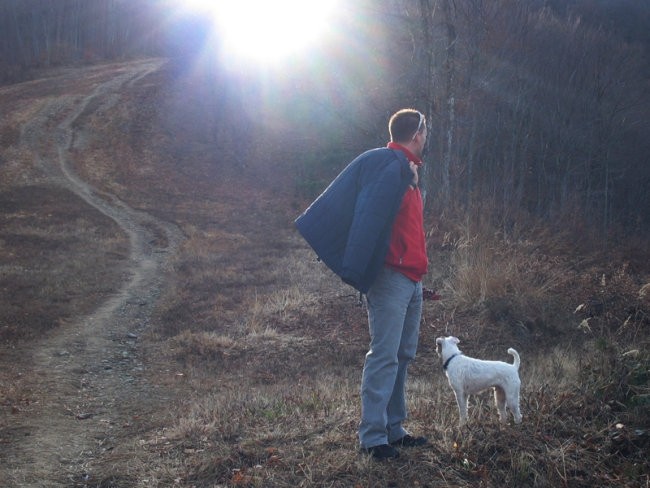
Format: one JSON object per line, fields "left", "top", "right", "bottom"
{"left": 436, "top": 336, "right": 522, "bottom": 426}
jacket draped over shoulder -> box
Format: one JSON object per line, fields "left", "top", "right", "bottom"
{"left": 295, "top": 148, "right": 413, "bottom": 293}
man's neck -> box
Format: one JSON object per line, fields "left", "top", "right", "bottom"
{"left": 387, "top": 142, "right": 421, "bottom": 164}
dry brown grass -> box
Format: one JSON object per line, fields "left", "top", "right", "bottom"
{"left": 135, "top": 194, "right": 648, "bottom": 486}
{"left": 1, "top": 61, "right": 648, "bottom": 487}
{"left": 133, "top": 311, "right": 649, "bottom": 487}
{"left": 0, "top": 185, "right": 129, "bottom": 342}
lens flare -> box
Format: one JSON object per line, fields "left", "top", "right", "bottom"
{"left": 184, "top": 0, "right": 339, "bottom": 65}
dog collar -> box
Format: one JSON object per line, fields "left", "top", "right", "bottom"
{"left": 443, "top": 354, "right": 461, "bottom": 371}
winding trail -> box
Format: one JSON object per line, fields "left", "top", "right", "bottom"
{"left": 2, "top": 59, "right": 183, "bottom": 487}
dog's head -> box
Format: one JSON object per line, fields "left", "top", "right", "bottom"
{"left": 435, "top": 336, "right": 460, "bottom": 357}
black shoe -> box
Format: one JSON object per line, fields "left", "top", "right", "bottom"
{"left": 390, "top": 434, "right": 429, "bottom": 448}
{"left": 362, "top": 444, "right": 400, "bottom": 460}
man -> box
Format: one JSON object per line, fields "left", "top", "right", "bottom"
{"left": 295, "top": 109, "right": 430, "bottom": 460}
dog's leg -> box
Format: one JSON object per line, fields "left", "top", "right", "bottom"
{"left": 494, "top": 386, "right": 507, "bottom": 423}
{"left": 509, "top": 384, "right": 523, "bottom": 424}
{"left": 453, "top": 389, "right": 469, "bottom": 426}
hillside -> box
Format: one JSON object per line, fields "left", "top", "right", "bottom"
{"left": 0, "top": 59, "right": 648, "bottom": 487}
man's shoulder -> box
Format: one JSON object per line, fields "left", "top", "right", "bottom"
{"left": 358, "top": 147, "right": 397, "bottom": 160}
{"left": 353, "top": 147, "right": 407, "bottom": 170}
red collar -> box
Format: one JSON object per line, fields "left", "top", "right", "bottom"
{"left": 387, "top": 142, "right": 422, "bottom": 165}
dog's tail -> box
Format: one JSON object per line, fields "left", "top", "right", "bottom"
{"left": 507, "top": 348, "right": 520, "bottom": 370}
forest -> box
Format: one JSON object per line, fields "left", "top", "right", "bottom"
{"left": 1, "top": 2, "right": 649, "bottom": 485}
{"left": 1, "top": 0, "right": 649, "bottom": 244}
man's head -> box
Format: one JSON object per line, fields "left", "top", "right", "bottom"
{"left": 389, "top": 108, "right": 428, "bottom": 159}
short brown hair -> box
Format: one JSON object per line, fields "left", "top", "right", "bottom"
{"left": 389, "top": 109, "right": 425, "bottom": 143}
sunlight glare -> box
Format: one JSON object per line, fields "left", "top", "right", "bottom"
{"left": 187, "top": 0, "right": 339, "bottom": 65}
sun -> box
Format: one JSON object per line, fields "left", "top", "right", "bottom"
{"left": 185, "top": 0, "right": 339, "bottom": 65}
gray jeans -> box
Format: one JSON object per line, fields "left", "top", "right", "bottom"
{"left": 358, "top": 267, "right": 423, "bottom": 448}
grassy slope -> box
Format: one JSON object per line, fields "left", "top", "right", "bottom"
{"left": 0, "top": 60, "right": 648, "bottom": 487}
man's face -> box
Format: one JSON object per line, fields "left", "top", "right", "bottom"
{"left": 415, "top": 126, "right": 428, "bottom": 159}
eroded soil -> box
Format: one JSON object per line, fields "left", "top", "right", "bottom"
{"left": 0, "top": 59, "right": 184, "bottom": 487}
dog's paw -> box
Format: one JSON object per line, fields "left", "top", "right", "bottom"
{"left": 423, "top": 287, "right": 441, "bottom": 301}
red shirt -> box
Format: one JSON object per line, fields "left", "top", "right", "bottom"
{"left": 384, "top": 143, "right": 429, "bottom": 282}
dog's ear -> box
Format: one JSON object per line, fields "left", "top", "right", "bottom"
{"left": 451, "top": 336, "right": 460, "bottom": 344}
{"left": 435, "top": 338, "right": 443, "bottom": 356}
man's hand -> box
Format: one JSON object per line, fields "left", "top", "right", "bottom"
{"left": 423, "top": 287, "right": 441, "bottom": 301}
{"left": 409, "top": 161, "right": 419, "bottom": 186}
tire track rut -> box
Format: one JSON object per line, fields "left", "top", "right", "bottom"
{"left": 1, "top": 59, "right": 183, "bottom": 487}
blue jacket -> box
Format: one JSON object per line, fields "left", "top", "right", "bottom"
{"left": 295, "top": 147, "right": 413, "bottom": 293}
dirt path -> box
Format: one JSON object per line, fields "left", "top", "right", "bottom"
{"left": 1, "top": 60, "right": 183, "bottom": 487}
